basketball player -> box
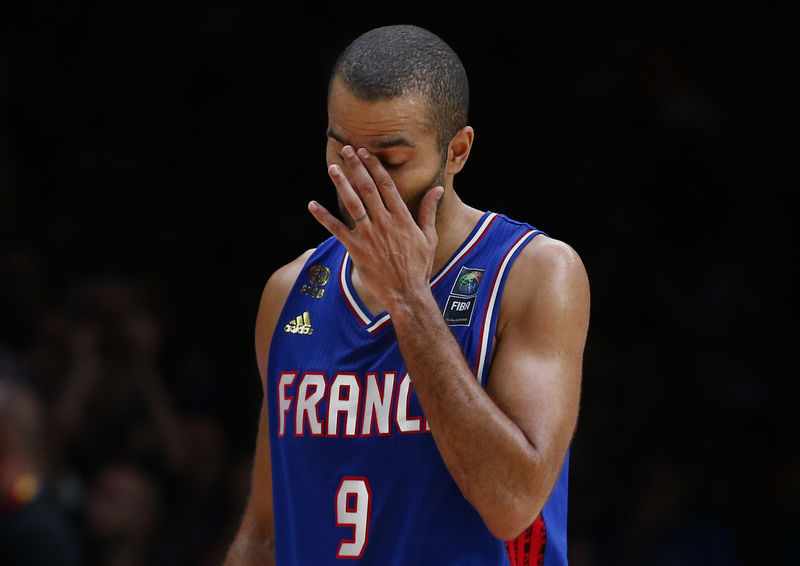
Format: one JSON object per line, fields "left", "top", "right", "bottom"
{"left": 224, "top": 25, "right": 590, "bottom": 565}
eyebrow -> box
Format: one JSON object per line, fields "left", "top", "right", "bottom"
{"left": 326, "top": 128, "right": 417, "bottom": 150}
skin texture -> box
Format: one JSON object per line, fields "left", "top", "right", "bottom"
{"left": 224, "top": 77, "right": 590, "bottom": 563}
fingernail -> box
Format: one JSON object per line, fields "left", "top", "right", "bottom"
{"left": 342, "top": 145, "right": 355, "bottom": 158}
{"left": 357, "top": 148, "right": 370, "bottom": 159}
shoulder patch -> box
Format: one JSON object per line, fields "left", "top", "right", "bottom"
{"left": 443, "top": 267, "right": 485, "bottom": 326}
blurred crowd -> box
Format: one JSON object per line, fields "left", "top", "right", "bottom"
{"left": 0, "top": 247, "right": 252, "bottom": 566}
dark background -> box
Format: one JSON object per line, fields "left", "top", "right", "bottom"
{"left": 0, "top": 2, "right": 796, "bottom": 565}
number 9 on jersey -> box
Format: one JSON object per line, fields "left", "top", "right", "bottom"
{"left": 335, "top": 477, "right": 372, "bottom": 559}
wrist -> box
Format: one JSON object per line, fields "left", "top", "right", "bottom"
{"left": 386, "top": 288, "right": 442, "bottom": 328}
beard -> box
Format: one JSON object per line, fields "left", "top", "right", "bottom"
{"left": 338, "top": 160, "right": 447, "bottom": 230}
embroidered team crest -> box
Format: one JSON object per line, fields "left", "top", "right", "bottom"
{"left": 443, "top": 267, "right": 485, "bottom": 326}
{"left": 301, "top": 265, "right": 330, "bottom": 298}
{"left": 284, "top": 311, "right": 314, "bottom": 335}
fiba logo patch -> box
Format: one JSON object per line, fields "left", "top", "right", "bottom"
{"left": 444, "top": 267, "right": 485, "bottom": 326}
{"left": 453, "top": 269, "right": 483, "bottom": 295}
{"left": 301, "top": 265, "right": 330, "bottom": 299}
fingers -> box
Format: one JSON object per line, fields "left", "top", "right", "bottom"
{"left": 418, "top": 186, "right": 444, "bottom": 242}
{"left": 327, "top": 145, "right": 425, "bottom": 229}
{"left": 308, "top": 200, "right": 350, "bottom": 241}
{"left": 341, "top": 146, "right": 387, "bottom": 216}
{"left": 327, "top": 162, "right": 367, "bottom": 224}
{"left": 355, "top": 148, "right": 408, "bottom": 215}
{"left": 339, "top": 145, "right": 406, "bottom": 218}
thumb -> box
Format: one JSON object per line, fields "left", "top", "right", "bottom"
{"left": 418, "top": 186, "right": 444, "bottom": 242}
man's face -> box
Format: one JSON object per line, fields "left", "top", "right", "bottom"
{"left": 326, "top": 77, "right": 446, "bottom": 227}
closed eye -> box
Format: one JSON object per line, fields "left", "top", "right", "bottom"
{"left": 379, "top": 156, "right": 409, "bottom": 170}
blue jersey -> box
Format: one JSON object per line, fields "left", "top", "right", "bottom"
{"left": 266, "top": 211, "right": 570, "bottom": 565}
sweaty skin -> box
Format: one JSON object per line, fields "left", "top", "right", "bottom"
{"left": 223, "top": 78, "right": 589, "bottom": 563}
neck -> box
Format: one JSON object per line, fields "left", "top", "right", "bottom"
{"left": 430, "top": 187, "right": 483, "bottom": 273}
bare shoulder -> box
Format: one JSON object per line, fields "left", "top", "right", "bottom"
{"left": 254, "top": 249, "right": 316, "bottom": 384}
{"left": 517, "top": 234, "right": 586, "bottom": 280}
{"left": 262, "top": 249, "right": 316, "bottom": 299}
{"left": 497, "top": 235, "right": 590, "bottom": 338}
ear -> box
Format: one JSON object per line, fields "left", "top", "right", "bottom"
{"left": 445, "top": 126, "right": 474, "bottom": 176}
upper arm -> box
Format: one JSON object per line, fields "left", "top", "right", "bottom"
{"left": 487, "top": 236, "right": 590, "bottom": 496}
{"left": 254, "top": 249, "right": 316, "bottom": 389}
{"left": 240, "top": 249, "right": 315, "bottom": 533}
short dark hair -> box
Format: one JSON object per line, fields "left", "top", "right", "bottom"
{"left": 330, "top": 25, "right": 469, "bottom": 150}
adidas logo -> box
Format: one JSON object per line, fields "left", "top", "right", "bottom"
{"left": 284, "top": 311, "right": 314, "bottom": 335}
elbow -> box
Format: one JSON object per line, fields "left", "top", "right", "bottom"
{"left": 484, "top": 509, "right": 541, "bottom": 542}
{"left": 474, "top": 493, "right": 545, "bottom": 542}
{"left": 463, "top": 445, "right": 559, "bottom": 541}
{"left": 487, "top": 523, "right": 524, "bottom": 543}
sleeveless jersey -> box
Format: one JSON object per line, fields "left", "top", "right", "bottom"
{"left": 266, "top": 211, "right": 570, "bottom": 565}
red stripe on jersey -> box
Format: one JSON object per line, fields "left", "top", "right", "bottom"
{"left": 505, "top": 514, "right": 546, "bottom": 566}
{"left": 339, "top": 253, "right": 369, "bottom": 326}
{"left": 473, "top": 229, "right": 536, "bottom": 382}
{"left": 430, "top": 213, "right": 499, "bottom": 289}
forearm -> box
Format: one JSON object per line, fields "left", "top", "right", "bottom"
{"left": 389, "top": 292, "right": 544, "bottom": 539}
{"left": 225, "top": 397, "right": 276, "bottom": 566}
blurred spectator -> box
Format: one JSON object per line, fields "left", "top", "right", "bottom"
{"left": 83, "top": 462, "right": 161, "bottom": 566}
{"left": 1, "top": 262, "right": 251, "bottom": 565}
{"left": 50, "top": 276, "right": 186, "bottom": 480}
{"left": 0, "top": 378, "right": 87, "bottom": 565}
{"left": 152, "top": 414, "right": 242, "bottom": 566}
